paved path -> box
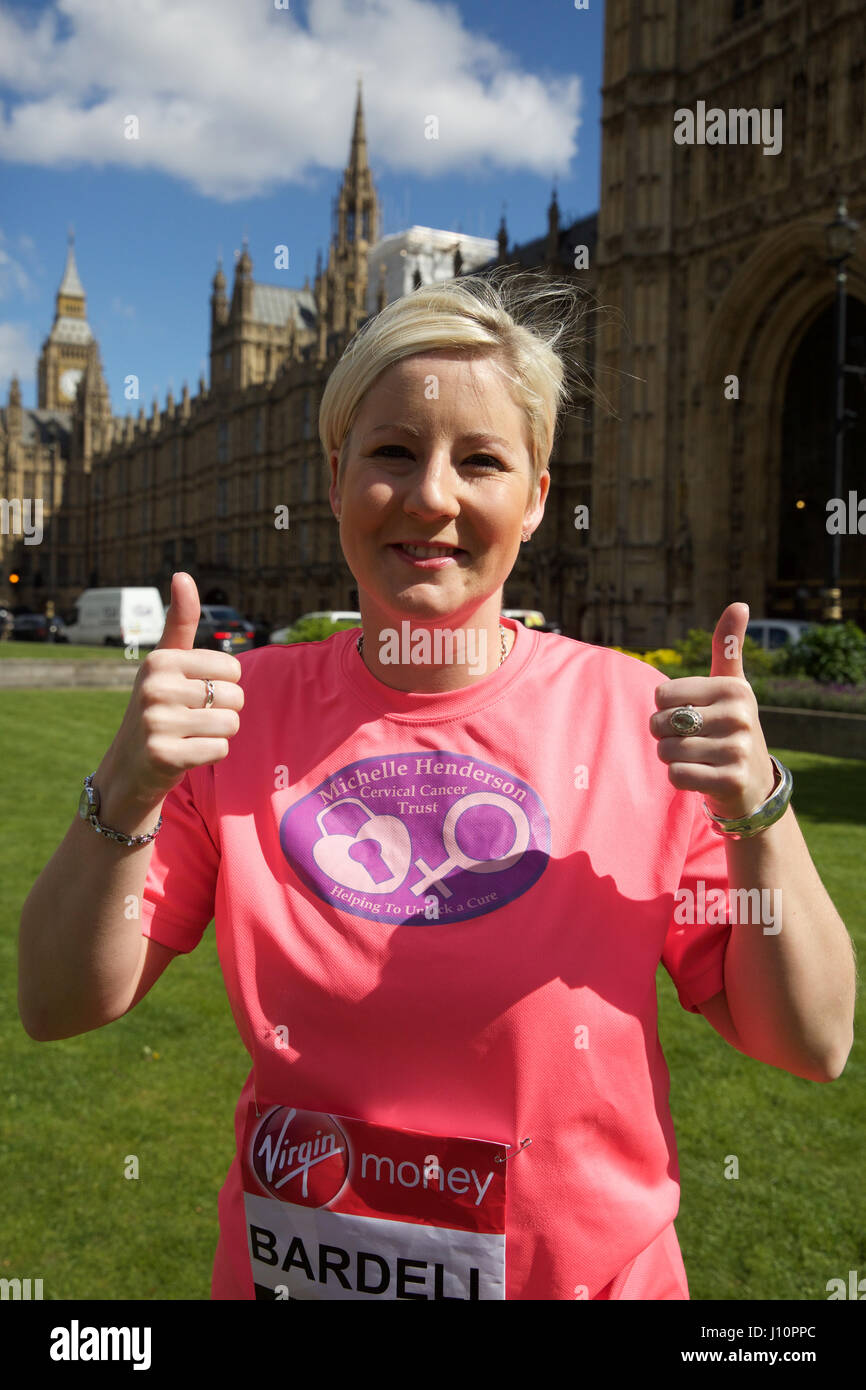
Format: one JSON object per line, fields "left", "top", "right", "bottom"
{"left": 0, "top": 660, "right": 139, "bottom": 688}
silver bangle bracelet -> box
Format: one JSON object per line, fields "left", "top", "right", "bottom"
{"left": 86, "top": 814, "right": 163, "bottom": 847}
{"left": 79, "top": 771, "right": 163, "bottom": 847}
{"left": 702, "top": 755, "right": 793, "bottom": 839}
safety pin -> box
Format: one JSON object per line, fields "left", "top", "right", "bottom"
{"left": 494, "top": 1137, "right": 532, "bottom": 1164}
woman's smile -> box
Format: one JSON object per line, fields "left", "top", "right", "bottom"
{"left": 387, "top": 540, "right": 469, "bottom": 568}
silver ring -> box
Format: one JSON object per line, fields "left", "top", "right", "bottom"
{"left": 669, "top": 704, "right": 703, "bottom": 736}
{"left": 203, "top": 679, "right": 215, "bottom": 710}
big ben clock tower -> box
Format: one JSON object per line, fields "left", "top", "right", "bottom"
{"left": 37, "top": 230, "right": 96, "bottom": 408}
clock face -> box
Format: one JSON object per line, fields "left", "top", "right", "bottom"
{"left": 59, "top": 367, "right": 83, "bottom": 400}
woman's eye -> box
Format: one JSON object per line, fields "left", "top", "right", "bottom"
{"left": 373, "top": 446, "right": 502, "bottom": 468}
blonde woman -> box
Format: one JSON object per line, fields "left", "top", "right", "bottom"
{"left": 19, "top": 270, "right": 855, "bottom": 1301}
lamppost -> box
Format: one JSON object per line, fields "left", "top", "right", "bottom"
{"left": 823, "top": 196, "right": 861, "bottom": 622}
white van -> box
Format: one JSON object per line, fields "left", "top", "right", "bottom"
{"left": 745, "top": 618, "right": 813, "bottom": 652}
{"left": 66, "top": 587, "right": 166, "bottom": 647}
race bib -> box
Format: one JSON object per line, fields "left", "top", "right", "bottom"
{"left": 241, "top": 1103, "right": 507, "bottom": 1300}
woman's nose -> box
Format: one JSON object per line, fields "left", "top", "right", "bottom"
{"left": 403, "top": 451, "right": 460, "bottom": 516}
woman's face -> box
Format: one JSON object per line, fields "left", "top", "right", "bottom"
{"left": 329, "top": 351, "right": 549, "bottom": 629}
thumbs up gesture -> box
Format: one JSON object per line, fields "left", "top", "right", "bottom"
{"left": 156, "top": 568, "right": 204, "bottom": 652}
{"left": 96, "top": 572, "right": 245, "bottom": 817}
{"left": 650, "top": 602, "right": 777, "bottom": 821}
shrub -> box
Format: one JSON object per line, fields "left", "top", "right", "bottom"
{"left": 640, "top": 648, "right": 683, "bottom": 669}
{"left": 776, "top": 621, "right": 866, "bottom": 685}
{"left": 739, "top": 637, "right": 778, "bottom": 678}
{"left": 672, "top": 628, "right": 777, "bottom": 679}
{"left": 748, "top": 675, "right": 866, "bottom": 713}
{"left": 278, "top": 617, "right": 361, "bottom": 645}
{"left": 674, "top": 627, "right": 713, "bottom": 669}
{"left": 607, "top": 646, "right": 646, "bottom": 661}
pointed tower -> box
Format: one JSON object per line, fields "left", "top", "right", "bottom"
{"left": 497, "top": 206, "right": 509, "bottom": 263}
{"left": 6, "top": 374, "right": 22, "bottom": 439}
{"left": 231, "top": 236, "right": 254, "bottom": 321}
{"left": 79, "top": 339, "right": 113, "bottom": 456}
{"left": 545, "top": 184, "right": 561, "bottom": 266}
{"left": 211, "top": 256, "right": 228, "bottom": 331}
{"left": 316, "top": 78, "right": 380, "bottom": 344}
{"left": 210, "top": 237, "right": 256, "bottom": 392}
{"left": 38, "top": 230, "right": 97, "bottom": 409}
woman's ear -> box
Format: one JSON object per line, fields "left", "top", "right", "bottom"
{"left": 524, "top": 468, "right": 550, "bottom": 534}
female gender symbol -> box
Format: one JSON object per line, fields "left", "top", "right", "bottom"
{"left": 409, "top": 792, "right": 531, "bottom": 899}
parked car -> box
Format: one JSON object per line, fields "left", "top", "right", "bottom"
{"left": 11, "top": 612, "right": 69, "bottom": 642}
{"left": 502, "top": 608, "right": 561, "bottom": 634}
{"left": 745, "top": 618, "right": 814, "bottom": 652}
{"left": 243, "top": 615, "right": 272, "bottom": 648}
{"left": 195, "top": 605, "right": 256, "bottom": 653}
{"left": 65, "top": 587, "right": 165, "bottom": 647}
{"left": 269, "top": 611, "right": 362, "bottom": 644}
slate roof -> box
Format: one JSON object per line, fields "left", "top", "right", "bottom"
{"left": 251, "top": 284, "right": 317, "bottom": 330}
{"left": 1, "top": 408, "right": 71, "bottom": 449}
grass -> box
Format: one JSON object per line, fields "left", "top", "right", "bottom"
{"left": 663, "top": 749, "right": 864, "bottom": 1300}
{"left": 1, "top": 693, "right": 863, "bottom": 1300}
{"left": 1, "top": 692, "right": 245, "bottom": 1300}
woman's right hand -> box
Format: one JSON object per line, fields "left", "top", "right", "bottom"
{"left": 95, "top": 572, "right": 245, "bottom": 823}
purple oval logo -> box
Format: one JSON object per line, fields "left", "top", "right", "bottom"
{"left": 280, "top": 751, "right": 550, "bottom": 924}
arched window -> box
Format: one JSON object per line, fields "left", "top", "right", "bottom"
{"left": 775, "top": 296, "right": 866, "bottom": 624}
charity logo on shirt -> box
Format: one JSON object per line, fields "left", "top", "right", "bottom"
{"left": 279, "top": 749, "right": 550, "bottom": 924}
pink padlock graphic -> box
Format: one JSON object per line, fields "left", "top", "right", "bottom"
{"left": 311, "top": 798, "right": 412, "bottom": 894}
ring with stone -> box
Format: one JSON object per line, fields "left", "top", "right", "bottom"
{"left": 669, "top": 704, "right": 703, "bottom": 736}
{"left": 203, "top": 679, "right": 215, "bottom": 709}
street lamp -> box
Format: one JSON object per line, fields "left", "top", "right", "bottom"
{"left": 823, "top": 195, "right": 861, "bottom": 622}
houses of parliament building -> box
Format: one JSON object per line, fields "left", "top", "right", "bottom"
{"left": 2, "top": 0, "right": 866, "bottom": 646}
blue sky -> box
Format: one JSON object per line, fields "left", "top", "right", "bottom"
{"left": 0, "top": 0, "right": 604, "bottom": 415}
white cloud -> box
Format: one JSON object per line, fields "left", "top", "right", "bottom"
{"left": 0, "top": 0, "right": 581, "bottom": 200}
{"left": 0, "top": 322, "right": 36, "bottom": 390}
{"left": 0, "top": 229, "right": 36, "bottom": 299}
{"left": 110, "top": 295, "right": 135, "bottom": 319}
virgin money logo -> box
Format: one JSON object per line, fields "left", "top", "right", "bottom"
{"left": 251, "top": 1108, "right": 350, "bottom": 1207}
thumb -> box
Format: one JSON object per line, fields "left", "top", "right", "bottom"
{"left": 710, "top": 601, "right": 749, "bottom": 679}
{"left": 157, "top": 572, "right": 201, "bottom": 651}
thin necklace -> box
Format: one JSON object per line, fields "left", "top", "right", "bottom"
{"left": 357, "top": 623, "right": 509, "bottom": 667}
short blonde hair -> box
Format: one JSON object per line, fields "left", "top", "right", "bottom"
{"left": 319, "top": 266, "right": 598, "bottom": 489}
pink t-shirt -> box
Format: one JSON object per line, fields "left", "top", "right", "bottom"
{"left": 141, "top": 617, "right": 732, "bottom": 1300}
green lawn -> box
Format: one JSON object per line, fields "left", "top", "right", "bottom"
{"left": 1, "top": 691, "right": 862, "bottom": 1300}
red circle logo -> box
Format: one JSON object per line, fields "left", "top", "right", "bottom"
{"left": 251, "top": 1107, "right": 349, "bottom": 1206}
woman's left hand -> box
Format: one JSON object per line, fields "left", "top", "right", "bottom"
{"left": 649, "top": 602, "right": 777, "bottom": 821}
